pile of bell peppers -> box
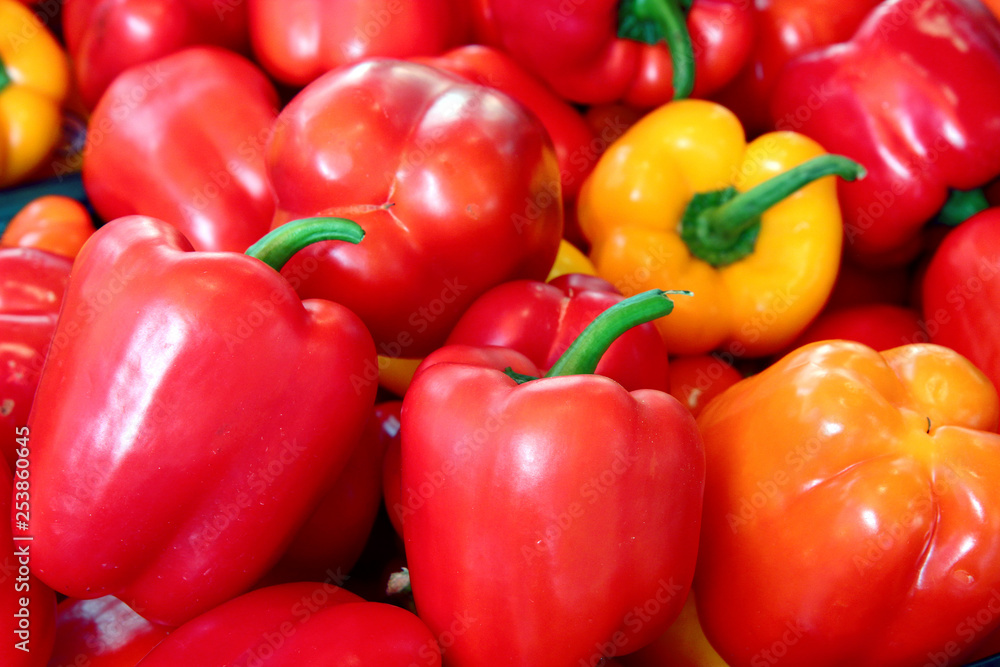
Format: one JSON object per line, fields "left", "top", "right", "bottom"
{"left": 3, "top": 1, "right": 1000, "bottom": 665}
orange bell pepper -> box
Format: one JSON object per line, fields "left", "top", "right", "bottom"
{"left": 1, "top": 195, "right": 95, "bottom": 257}
{"left": 578, "top": 99, "right": 864, "bottom": 357}
{"left": 0, "top": 0, "right": 69, "bottom": 187}
{"left": 695, "top": 341, "right": 1000, "bottom": 666}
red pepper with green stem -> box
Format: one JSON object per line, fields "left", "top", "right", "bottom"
{"left": 62, "top": 0, "right": 250, "bottom": 109}
{"left": 769, "top": 0, "right": 1000, "bottom": 264}
{"left": 474, "top": 0, "right": 753, "bottom": 107}
{"left": 402, "top": 289, "right": 704, "bottom": 664}
{"left": 445, "top": 273, "right": 671, "bottom": 392}
{"left": 25, "top": 216, "right": 378, "bottom": 626}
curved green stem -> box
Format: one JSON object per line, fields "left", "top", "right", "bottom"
{"left": 545, "top": 289, "right": 690, "bottom": 378}
{"left": 245, "top": 217, "right": 364, "bottom": 272}
{"left": 618, "top": 0, "right": 695, "bottom": 99}
{"left": 681, "top": 154, "right": 865, "bottom": 268}
{"left": 937, "top": 188, "right": 990, "bottom": 227}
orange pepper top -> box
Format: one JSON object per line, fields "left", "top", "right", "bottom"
{"left": 0, "top": 0, "right": 70, "bottom": 187}
{"left": 578, "top": 99, "right": 863, "bottom": 357}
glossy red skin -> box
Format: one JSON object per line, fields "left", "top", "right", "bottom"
{"left": 1, "top": 459, "right": 57, "bottom": 666}
{"left": 134, "top": 583, "right": 441, "bottom": 666}
{"left": 923, "top": 208, "right": 1000, "bottom": 392}
{"left": 416, "top": 45, "right": 597, "bottom": 200}
{"left": 63, "top": 0, "right": 250, "bottom": 109}
{"left": 248, "top": 0, "right": 469, "bottom": 87}
{"left": 712, "top": 0, "right": 881, "bottom": 137}
{"left": 48, "top": 596, "right": 170, "bottom": 667}
{"left": 401, "top": 345, "right": 705, "bottom": 664}
{"left": 667, "top": 354, "right": 742, "bottom": 418}
{"left": 482, "top": 0, "right": 754, "bottom": 107}
{"left": 770, "top": 0, "right": 1000, "bottom": 262}
{"left": 0, "top": 248, "right": 72, "bottom": 470}
{"left": 83, "top": 46, "right": 279, "bottom": 253}
{"left": 446, "top": 273, "right": 670, "bottom": 392}
{"left": 25, "top": 216, "right": 378, "bottom": 626}
{"left": 789, "top": 303, "right": 926, "bottom": 353}
{"left": 264, "top": 401, "right": 401, "bottom": 584}
{"left": 268, "top": 59, "right": 563, "bottom": 358}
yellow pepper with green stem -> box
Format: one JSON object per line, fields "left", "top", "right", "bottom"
{"left": 577, "top": 99, "right": 864, "bottom": 357}
{"left": 0, "top": 0, "right": 69, "bottom": 187}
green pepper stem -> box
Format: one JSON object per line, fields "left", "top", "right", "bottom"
{"left": 681, "top": 154, "right": 865, "bottom": 267}
{"left": 703, "top": 155, "right": 865, "bottom": 239}
{"left": 618, "top": 0, "right": 695, "bottom": 100}
{"left": 245, "top": 217, "right": 364, "bottom": 272}
{"left": 937, "top": 188, "right": 990, "bottom": 227}
{"left": 543, "top": 289, "right": 690, "bottom": 378}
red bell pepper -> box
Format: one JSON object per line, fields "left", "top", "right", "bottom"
{"left": 82, "top": 46, "right": 279, "bottom": 253}
{"left": 477, "top": 0, "right": 754, "bottom": 107}
{"left": 696, "top": 341, "right": 1000, "bottom": 666}
{"left": 248, "top": 0, "right": 470, "bottom": 87}
{"left": 769, "top": 0, "right": 1000, "bottom": 262}
{"left": 0, "top": 247, "right": 72, "bottom": 470}
{"left": 25, "top": 216, "right": 378, "bottom": 626}
{"left": 667, "top": 354, "right": 742, "bottom": 418}
{"left": 2, "top": 457, "right": 57, "bottom": 666}
{"left": 262, "top": 401, "right": 400, "bottom": 585}
{"left": 47, "top": 596, "right": 170, "bottom": 667}
{"left": 401, "top": 290, "right": 704, "bottom": 664}
{"left": 445, "top": 273, "right": 670, "bottom": 392}
{"left": 711, "top": 0, "right": 881, "bottom": 137}
{"left": 922, "top": 207, "right": 1000, "bottom": 392}
{"left": 133, "top": 582, "right": 441, "bottom": 666}
{"left": 62, "top": 0, "right": 250, "bottom": 109}
{"left": 415, "top": 45, "right": 597, "bottom": 201}
{"left": 267, "top": 59, "right": 563, "bottom": 358}
{"left": 789, "top": 303, "right": 926, "bottom": 353}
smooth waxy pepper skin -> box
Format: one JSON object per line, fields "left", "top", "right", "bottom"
{"left": 26, "top": 216, "right": 378, "bottom": 626}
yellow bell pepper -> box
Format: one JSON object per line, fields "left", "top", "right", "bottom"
{"left": 546, "top": 238, "right": 598, "bottom": 281}
{"left": 578, "top": 99, "right": 864, "bottom": 357}
{"left": 0, "top": 0, "right": 69, "bottom": 187}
